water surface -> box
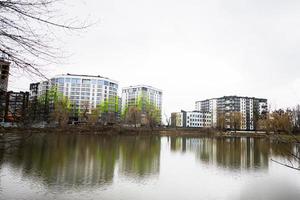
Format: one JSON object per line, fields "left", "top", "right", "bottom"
{"left": 0, "top": 134, "right": 299, "bottom": 200}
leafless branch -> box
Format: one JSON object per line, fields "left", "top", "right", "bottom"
{"left": 0, "top": 0, "right": 91, "bottom": 78}
{"left": 271, "top": 159, "right": 300, "bottom": 171}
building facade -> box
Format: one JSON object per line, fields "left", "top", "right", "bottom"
{"left": 29, "top": 81, "right": 49, "bottom": 101}
{"left": 0, "top": 58, "right": 10, "bottom": 92}
{"left": 121, "top": 85, "right": 162, "bottom": 118}
{"left": 171, "top": 110, "right": 212, "bottom": 128}
{"left": 196, "top": 96, "right": 268, "bottom": 130}
{"left": 195, "top": 98, "right": 218, "bottom": 127}
{"left": 1, "top": 91, "right": 29, "bottom": 122}
{"left": 171, "top": 112, "right": 184, "bottom": 127}
{"left": 0, "top": 56, "right": 10, "bottom": 122}
{"left": 29, "top": 74, "right": 119, "bottom": 121}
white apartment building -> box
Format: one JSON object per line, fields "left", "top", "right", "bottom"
{"left": 186, "top": 111, "right": 212, "bottom": 128}
{"left": 30, "top": 74, "right": 119, "bottom": 113}
{"left": 171, "top": 110, "right": 212, "bottom": 128}
{"left": 195, "top": 98, "right": 217, "bottom": 128}
{"left": 121, "top": 85, "right": 162, "bottom": 113}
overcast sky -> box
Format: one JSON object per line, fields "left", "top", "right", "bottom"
{"left": 8, "top": 0, "right": 300, "bottom": 117}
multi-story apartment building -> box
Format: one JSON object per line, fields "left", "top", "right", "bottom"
{"left": 0, "top": 57, "right": 9, "bottom": 92}
{"left": 195, "top": 98, "right": 218, "bottom": 127}
{"left": 0, "top": 56, "right": 10, "bottom": 122}
{"left": 29, "top": 81, "right": 49, "bottom": 101}
{"left": 30, "top": 74, "right": 119, "bottom": 120}
{"left": 171, "top": 110, "right": 212, "bottom": 128}
{"left": 122, "top": 85, "right": 162, "bottom": 117}
{"left": 196, "top": 96, "right": 268, "bottom": 130}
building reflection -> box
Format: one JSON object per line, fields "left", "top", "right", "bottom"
{"left": 196, "top": 137, "right": 270, "bottom": 170}
{"left": 1, "top": 134, "right": 297, "bottom": 189}
{"left": 169, "top": 137, "right": 295, "bottom": 170}
{"left": 1, "top": 134, "right": 161, "bottom": 188}
{"left": 118, "top": 136, "right": 161, "bottom": 178}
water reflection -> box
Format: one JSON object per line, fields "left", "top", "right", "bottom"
{"left": 0, "top": 135, "right": 298, "bottom": 191}
{"left": 168, "top": 137, "right": 296, "bottom": 170}
{"left": 119, "top": 136, "right": 160, "bottom": 178}
{"left": 0, "top": 135, "right": 161, "bottom": 188}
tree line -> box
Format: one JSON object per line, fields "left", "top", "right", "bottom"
{"left": 18, "top": 87, "right": 161, "bottom": 129}
{"left": 216, "top": 106, "right": 300, "bottom": 134}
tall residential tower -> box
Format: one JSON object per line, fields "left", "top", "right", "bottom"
{"left": 122, "top": 85, "right": 162, "bottom": 121}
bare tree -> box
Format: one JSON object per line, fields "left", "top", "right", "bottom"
{"left": 144, "top": 104, "right": 161, "bottom": 131}
{"left": 164, "top": 113, "right": 170, "bottom": 127}
{"left": 80, "top": 100, "right": 90, "bottom": 122}
{"left": 126, "top": 106, "right": 141, "bottom": 128}
{"left": 217, "top": 112, "right": 225, "bottom": 131}
{"left": 50, "top": 96, "right": 70, "bottom": 127}
{"left": 0, "top": 0, "right": 89, "bottom": 77}
{"left": 87, "top": 108, "right": 100, "bottom": 126}
{"left": 230, "top": 111, "right": 241, "bottom": 133}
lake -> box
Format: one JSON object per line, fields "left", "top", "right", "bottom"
{"left": 0, "top": 134, "right": 300, "bottom": 200}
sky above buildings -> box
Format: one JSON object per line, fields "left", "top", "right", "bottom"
{"left": 8, "top": 0, "right": 300, "bottom": 118}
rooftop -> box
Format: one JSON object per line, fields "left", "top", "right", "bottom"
{"left": 0, "top": 54, "right": 10, "bottom": 65}
{"left": 53, "top": 73, "right": 118, "bottom": 83}
{"left": 122, "top": 84, "right": 162, "bottom": 92}
{"left": 196, "top": 95, "right": 267, "bottom": 102}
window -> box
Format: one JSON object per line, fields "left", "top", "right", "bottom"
{"left": 97, "top": 80, "right": 103, "bottom": 85}
{"left": 82, "top": 79, "right": 91, "bottom": 84}
{"left": 71, "top": 78, "right": 80, "bottom": 84}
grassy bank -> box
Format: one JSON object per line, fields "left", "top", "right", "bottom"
{"left": 0, "top": 126, "right": 268, "bottom": 137}
{"left": 2, "top": 126, "right": 300, "bottom": 142}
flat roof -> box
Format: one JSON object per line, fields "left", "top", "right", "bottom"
{"left": 53, "top": 73, "right": 118, "bottom": 83}
{"left": 195, "top": 95, "right": 267, "bottom": 102}
{"left": 122, "top": 84, "right": 162, "bottom": 92}
{"left": 0, "top": 59, "right": 10, "bottom": 65}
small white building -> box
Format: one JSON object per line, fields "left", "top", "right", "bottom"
{"left": 171, "top": 110, "right": 212, "bottom": 128}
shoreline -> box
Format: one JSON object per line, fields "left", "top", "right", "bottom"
{"left": 1, "top": 126, "right": 300, "bottom": 142}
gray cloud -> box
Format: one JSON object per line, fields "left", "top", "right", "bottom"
{"left": 9, "top": 0, "right": 300, "bottom": 116}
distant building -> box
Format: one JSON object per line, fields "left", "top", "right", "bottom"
{"left": 0, "top": 56, "right": 10, "bottom": 122}
{"left": 29, "top": 81, "right": 49, "bottom": 101}
{"left": 195, "top": 98, "right": 218, "bottom": 127}
{"left": 196, "top": 96, "right": 268, "bottom": 130}
{"left": 171, "top": 112, "right": 184, "bottom": 127}
{"left": 122, "top": 85, "right": 163, "bottom": 121}
{"left": 0, "top": 58, "right": 10, "bottom": 92}
{"left": 1, "top": 91, "right": 29, "bottom": 122}
{"left": 171, "top": 110, "right": 212, "bottom": 128}
{"left": 30, "top": 74, "right": 119, "bottom": 121}
{"left": 29, "top": 81, "right": 50, "bottom": 121}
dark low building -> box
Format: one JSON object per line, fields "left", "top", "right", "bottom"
{"left": 0, "top": 56, "right": 10, "bottom": 122}
{"left": 1, "top": 91, "right": 29, "bottom": 122}
{"left": 0, "top": 57, "right": 10, "bottom": 92}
